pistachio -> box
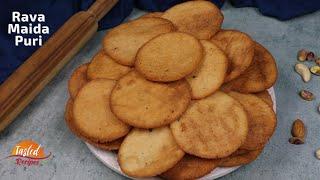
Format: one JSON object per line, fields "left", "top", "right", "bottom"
{"left": 289, "top": 137, "right": 304, "bottom": 145}
{"left": 297, "top": 49, "right": 308, "bottom": 61}
{"left": 299, "top": 90, "right": 314, "bottom": 101}
{"left": 295, "top": 63, "right": 311, "bottom": 82}
{"left": 307, "top": 51, "right": 315, "bottom": 61}
{"left": 316, "top": 57, "right": 320, "bottom": 66}
{"left": 291, "top": 119, "right": 305, "bottom": 138}
{"left": 316, "top": 149, "right": 320, "bottom": 159}
{"left": 310, "top": 66, "right": 320, "bottom": 76}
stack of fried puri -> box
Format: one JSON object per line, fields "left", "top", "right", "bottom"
{"left": 65, "top": 1, "right": 278, "bottom": 179}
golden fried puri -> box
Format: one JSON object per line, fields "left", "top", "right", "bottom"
{"left": 211, "top": 30, "right": 254, "bottom": 82}
{"left": 73, "top": 79, "right": 130, "bottom": 143}
{"left": 255, "top": 90, "right": 273, "bottom": 108}
{"left": 110, "top": 71, "right": 191, "bottom": 128}
{"left": 135, "top": 32, "right": 203, "bottom": 82}
{"left": 161, "top": 154, "right": 218, "bottom": 180}
{"left": 68, "top": 64, "right": 88, "bottom": 99}
{"left": 139, "top": 12, "right": 164, "bottom": 18}
{"left": 65, "top": 99, "right": 124, "bottom": 150}
{"left": 218, "top": 149, "right": 263, "bottom": 167}
{"left": 118, "top": 127, "right": 185, "bottom": 177}
{"left": 171, "top": 91, "right": 248, "bottom": 159}
{"left": 87, "top": 51, "right": 130, "bottom": 80}
{"left": 221, "top": 42, "right": 278, "bottom": 93}
{"left": 228, "top": 91, "right": 276, "bottom": 150}
{"left": 103, "top": 17, "right": 175, "bottom": 66}
{"left": 162, "top": 1, "right": 223, "bottom": 39}
{"left": 186, "top": 40, "right": 228, "bottom": 99}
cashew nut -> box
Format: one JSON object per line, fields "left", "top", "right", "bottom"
{"left": 295, "top": 63, "right": 311, "bottom": 82}
{"left": 315, "top": 148, "right": 320, "bottom": 159}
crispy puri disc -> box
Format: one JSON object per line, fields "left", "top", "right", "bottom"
{"left": 118, "top": 127, "right": 185, "bottom": 178}
{"left": 89, "top": 137, "right": 123, "bottom": 151}
{"left": 64, "top": 99, "right": 124, "bottom": 150}
{"left": 161, "top": 154, "right": 218, "bottom": 180}
{"left": 135, "top": 32, "right": 203, "bottom": 82}
{"left": 211, "top": 30, "right": 254, "bottom": 82}
{"left": 218, "top": 149, "right": 263, "bottom": 167}
{"left": 186, "top": 40, "right": 228, "bottom": 99}
{"left": 170, "top": 91, "right": 248, "bottom": 159}
{"left": 162, "top": 1, "right": 223, "bottom": 39}
{"left": 73, "top": 79, "right": 130, "bottom": 143}
{"left": 110, "top": 71, "right": 191, "bottom": 128}
{"left": 228, "top": 91, "right": 277, "bottom": 150}
{"left": 103, "top": 17, "right": 175, "bottom": 66}
{"left": 68, "top": 64, "right": 88, "bottom": 99}
{"left": 221, "top": 42, "right": 278, "bottom": 93}
{"left": 139, "top": 12, "right": 163, "bottom": 18}
{"left": 231, "top": 149, "right": 250, "bottom": 156}
{"left": 255, "top": 90, "right": 273, "bottom": 107}
{"left": 87, "top": 51, "right": 130, "bottom": 80}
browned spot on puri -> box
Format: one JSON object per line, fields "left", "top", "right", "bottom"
{"left": 181, "top": 122, "right": 188, "bottom": 132}
{"left": 126, "top": 79, "right": 136, "bottom": 86}
{"left": 196, "top": 104, "right": 208, "bottom": 114}
{"left": 219, "top": 117, "right": 233, "bottom": 132}
{"left": 116, "top": 85, "right": 122, "bottom": 90}
{"left": 168, "top": 85, "right": 185, "bottom": 101}
{"left": 208, "top": 105, "right": 215, "bottom": 112}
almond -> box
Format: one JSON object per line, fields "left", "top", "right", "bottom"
{"left": 291, "top": 119, "right": 305, "bottom": 138}
{"left": 297, "top": 49, "right": 308, "bottom": 61}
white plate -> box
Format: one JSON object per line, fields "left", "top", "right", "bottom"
{"left": 86, "top": 88, "right": 276, "bottom": 180}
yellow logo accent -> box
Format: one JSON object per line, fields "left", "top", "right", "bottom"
{"left": 7, "top": 139, "right": 51, "bottom": 166}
